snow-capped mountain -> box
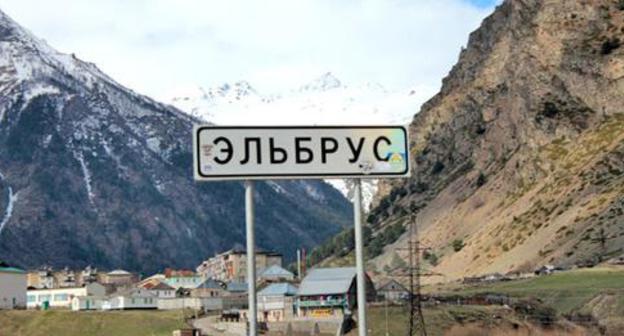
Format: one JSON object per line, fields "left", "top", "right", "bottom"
{"left": 167, "top": 72, "right": 429, "bottom": 209}
{"left": 0, "top": 9, "right": 352, "bottom": 272}
{"left": 166, "top": 72, "right": 430, "bottom": 126}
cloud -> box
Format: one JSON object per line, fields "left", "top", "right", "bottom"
{"left": 0, "top": 0, "right": 497, "bottom": 99}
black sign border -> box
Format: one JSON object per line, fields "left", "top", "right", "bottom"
{"left": 194, "top": 125, "right": 410, "bottom": 179}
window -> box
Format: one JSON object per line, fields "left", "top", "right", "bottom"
{"left": 39, "top": 295, "right": 51, "bottom": 302}
{"left": 27, "top": 295, "right": 36, "bottom": 303}
{"left": 54, "top": 294, "right": 68, "bottom": 302}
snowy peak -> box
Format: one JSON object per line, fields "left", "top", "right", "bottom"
{"left": 299, "top": 72, "right": 342, "bottom": 92}
{"left": 167, "top": 72, "right": 430, "bottom": 126}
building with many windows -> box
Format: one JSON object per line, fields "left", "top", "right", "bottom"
{"left": 196, "top": 245, "right": 283, "bottom": 282}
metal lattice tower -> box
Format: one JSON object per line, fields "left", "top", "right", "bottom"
{"left": 407, "top": 210, "right": 428, "bottom": 336}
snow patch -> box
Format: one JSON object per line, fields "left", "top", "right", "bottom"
{"left": 303, "top": 183, "right": 326, "bottom": 202}
{"left": 266, "top": 181, "right": 286, "bottom": 194}
{"left": 23, "top": 84, "right": 60, "bottom": 101}
{"left": 146, "top": 137, "right": 161, "bottom": 153}
{"left": 74, "top": 151, "right": 95, "bottom": 206}
{"left": 0, "top": 187, "right": 17, "bottom": 235}
{"left": 326, "top": 179, "right": 378, "bottom": 212}
{"left": 42, "top": 134, "right": 52, "bottom": 147}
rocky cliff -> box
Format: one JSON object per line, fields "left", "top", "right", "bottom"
{"left": 362, "top": 0, "right": 624, "bottom": 280}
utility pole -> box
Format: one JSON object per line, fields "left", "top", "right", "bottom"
{"left": 353, "top": 179, "right": 368, "bottom": 336}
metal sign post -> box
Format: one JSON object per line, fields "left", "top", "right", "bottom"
{"left": 245, "top": 180, "right": 257, "bottom": 336}
{"left": 353, "top": 178, "right": 368, "bottom": 336}
{"left": 193, "top": 125, "right": 411, "bottom": 336}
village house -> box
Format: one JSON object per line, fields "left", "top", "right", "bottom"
{"left": 142, "top": 281, "right": 177, "bottom": 299}
{"left": 257, "top": 283, "right": 298, "bottom": 322}
{"left": 101, "top": 269, "right": 138, "bottom": 286}
{"left": 102, "top": 288, "right": 157, "bottom": 310}
{"left": 225, "top": 280, "right": 248, "bottom": 295}
{"left": 26, "top": 266, "right": 55, "bottom": 289}
{"left": 163, "top": 269, "right": 204, "bottom": 289}
{"left": 27, "top": 283, "right": 106, "bottom": 309}
{"left": 0, "top": 265, "right": 26, "bottom": 309}
{"left": 296, "top": 267, "right": 375, "bottom": 319}
{"left": 79, "top": 266, "right": 99, "bottom": 285}
{"left": 259, "top": 264, "right": 295, "bottom": 283}
{"left": 137, "top": 273, "right": 166, "bottom": 288}
{"left": 196, "top": 245, "right": 283, "bottom": 282}
{"left": 192, "top": 278, "right": 225, "bottom": 298}
{"left": 55, "top": 267, "right": 77, "bottom": 288}
{"left": 376, "top": 279, "right": 409, "bottom": 302}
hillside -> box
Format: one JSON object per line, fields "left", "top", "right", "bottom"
{"left": 0, "top": 9, "right": 352, "bottom": 273}
{"left": 313, "top": 0, "right": 624, "bottom": 281}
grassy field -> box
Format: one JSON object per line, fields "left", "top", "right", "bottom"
{"left": 0, "top": 310, "right": 188, "bottom": 336}
{"left": 429, "top": 266, "right": 624, "bottom": 314}
{"left": 347, "top": 304, "right": 594, "bottom": 336}
{"left": 353, "top": 305, "right": 511, "bottom": 336}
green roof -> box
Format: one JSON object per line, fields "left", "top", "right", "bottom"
{"left": 0, "top": 266, "right": 25, "bottom": 274}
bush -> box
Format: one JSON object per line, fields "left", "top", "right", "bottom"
{"left": 423, "top": 250, "right": 439, "bottom": 266}
{"left": 475, "top": 172, "right": 487, "bottom": 188}
{"left": 432, "top": 161, "right": 445, "bottom": 174}
{"left": 452, "top": 239, "right": 465, "bottom": 252}
{"left": 601, "top": 38, "right": 621, "bottom": 55}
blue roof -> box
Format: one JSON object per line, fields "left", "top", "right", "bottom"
{"left": 196, "top": 278, "right": 222, "bottom": 290}
{"left": 261, "top": 265, "right": 294, "bottom": 278}
{"left": 298, "top": 267, "right": 356, "bottom": 296}
{"left": 259, "top": 283, "right": 298, "bottom": 297}
{"left": 226, "top": 281, "right": 248, "bottom": 292}
{"left": 0, "top": 266, "right": 25, "bottom": 274}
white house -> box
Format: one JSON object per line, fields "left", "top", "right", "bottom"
{"left": 71, "top": 296, "right": 106, "bottom": 311}
{"left": 102, "top": 288, "right": 157, "bottom": 310}
{"left": 146, "top": 282, "right": 176, "bottom": 299}
{"left": 0, "top": 266, "right": 26, "bottom": 309}
{"left": 27, "top": 283, "right": 106, "bottom": 309}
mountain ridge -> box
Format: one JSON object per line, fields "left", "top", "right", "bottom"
{"left": 0, "top": 8, "right": 352, "bottom": 273}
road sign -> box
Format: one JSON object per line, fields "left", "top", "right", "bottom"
{"left": 193, "top": 126, "right": 410, "bottom": 180}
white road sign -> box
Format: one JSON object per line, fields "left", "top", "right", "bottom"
{"left": 193, "top": 126, "right": 410, "bottom": 180}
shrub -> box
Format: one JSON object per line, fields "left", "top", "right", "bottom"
{"left": 475, "top": 172, "right": 487, "bottom": 188}
{"left": 432, "top": 161, "right": 445, "bottom": 174}
{"left": 452, "top": 239, "right": 465, "bottom": 252}
{"left": 423, "top": 250, "right": 439, "bottom": 266}
{"left": 601, "top": 38, "right": 621, "bottom": 55}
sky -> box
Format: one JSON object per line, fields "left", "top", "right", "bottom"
{"left": 0, "top": 0, "right": 499, "bottom": 101}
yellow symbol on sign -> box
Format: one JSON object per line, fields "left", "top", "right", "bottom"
{"left": 389, "top": 153, "right": 404, "bottom": 164}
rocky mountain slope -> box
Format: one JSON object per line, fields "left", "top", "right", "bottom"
{"left": 0, "top": 9, "right": 352, "bottom": 273}
{"left": 318, "top": 0, "right": 624, "bottom": 281}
